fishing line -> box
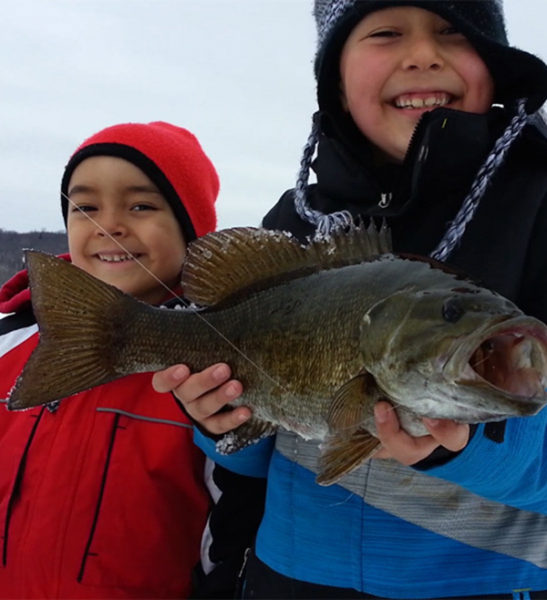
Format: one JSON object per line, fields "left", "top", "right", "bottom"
{"left": 59, "top": 193, "right": 418, "bottom": 436}
{"left": 61, "top": 191, "right": 290, "bottom": 394}
{"left": 61, "top": 193, "right": 424, "bottom": 434}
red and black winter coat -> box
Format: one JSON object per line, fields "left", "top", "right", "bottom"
{"left": 0, "top": 261, "right": 210, "bottom": 599}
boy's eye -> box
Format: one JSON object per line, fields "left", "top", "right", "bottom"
{"left": 440, "top": 25, "right": 462, "bottom": 35}
{"left": 368, "top": 29, "right": 400, "bottom": 38}
{"left": 131, "top": 203, "right": 157, "bottom": 212}
{"left": 71, "top": 204, "right": 96, "bottom": 213}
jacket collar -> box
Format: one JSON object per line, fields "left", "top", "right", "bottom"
{"left": 313, "top": 106, "right": 507, "bottom": 216}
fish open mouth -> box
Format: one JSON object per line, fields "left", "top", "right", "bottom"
{"left": 466, "top": 321, "right": 547, "bottom": 399}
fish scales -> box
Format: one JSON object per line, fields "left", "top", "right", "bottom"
{"left": 116, "top": 262, "right": 376, "bottom": 432}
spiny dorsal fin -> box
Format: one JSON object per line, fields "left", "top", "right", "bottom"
{"left": 182, "top": 222, "right": 392, "bottom": 307}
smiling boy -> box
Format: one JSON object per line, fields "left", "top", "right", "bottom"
{"left": 154, "top": 1, "right": 547, "bottom": 598}
{"left": 339, "top": 6, "right": 495, "bottom": 162}
{"left": 0, "top": 122, "right": 221, "bottom": 599}
{"left": 66, "top": 155, "right": 187, "bottom": 304}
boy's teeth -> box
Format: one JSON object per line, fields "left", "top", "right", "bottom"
{"left": 394, "top": 94, "right": 450, "bottom": 109}
{"left": 98, "top": 254, "right": 135, "bottom": 263}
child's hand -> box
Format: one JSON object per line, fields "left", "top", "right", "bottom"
{"left": 152, "top": 363, "right": 250, "bottom": 435}
{"left": 372, "top": 401, "right": 470, "bottom": 465}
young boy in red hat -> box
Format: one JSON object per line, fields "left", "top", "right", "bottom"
{"left": 154, "top": 1, "right": 547, "bottom": 598}
{"left": 0, "top": 121, "right": 261, "bottom": 599}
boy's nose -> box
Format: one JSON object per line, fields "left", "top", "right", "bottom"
{"left": 402, "top": 37, "right": 444, "bottom": 71}
{"left": 95, "top": 212, "right": 127, "bottom": 237}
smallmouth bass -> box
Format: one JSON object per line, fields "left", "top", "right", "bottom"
{"left": 7, "top": 225, "right": 547, "bottom": 484}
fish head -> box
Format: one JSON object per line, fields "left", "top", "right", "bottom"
{"left": 360, "top": 283, "right": 547, "bottom": 423}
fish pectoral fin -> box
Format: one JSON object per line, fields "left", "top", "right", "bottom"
{"left": 215, "top": 417, "right": 277, "bottom": 454}
{"left": 316, "top": 429, "right": 380, "bottom": 486}
{"left": 327, "top": 372, "right": 381, "bottom": 433}
{"left": 318, "top": 373, "right": 384, "bottom": 484}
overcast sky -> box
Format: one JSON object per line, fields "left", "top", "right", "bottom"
{"left": 1, "top": 0, "right": 546, "bottom": 233}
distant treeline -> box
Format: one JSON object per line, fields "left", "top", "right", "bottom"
{"left": 0, "top": 229, "right": 67, "bottom": 287}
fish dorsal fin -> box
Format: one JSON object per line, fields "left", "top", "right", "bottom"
{"left": 182, "top": 222, "right": 392, "bottom": 306}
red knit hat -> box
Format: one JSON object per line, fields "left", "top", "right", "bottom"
{"left": 60, "top": 122, "right": 219, "bottom": 241}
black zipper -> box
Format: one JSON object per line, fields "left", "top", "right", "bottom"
{"left": 77, "top": 413, "right": 120, "bottom": 582}
{"left": 2, "top": 407, "right": 45, "bottom": 566}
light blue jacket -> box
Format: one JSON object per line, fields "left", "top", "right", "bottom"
{"left": 195, "top": 410, "right": 547, "bottom": 599}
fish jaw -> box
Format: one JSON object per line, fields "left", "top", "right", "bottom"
{"left": 365, "top": 316, "right": 547, "bottom": 426}
{"left": 442, "top": 316, "right": 547, "bottom": 420}
{"left": 360, "top": 280, "right": 547, "bottom": 426}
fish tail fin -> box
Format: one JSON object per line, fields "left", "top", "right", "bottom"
{"left": 8, "top": 251, "right": 144, "bottom": 410}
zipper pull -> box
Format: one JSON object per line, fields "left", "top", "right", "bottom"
{"left": 378, "top": 193, "right": 392, "bottom": 209}
{"left": 418, "top": 144, "right": 429, "bottom": 162}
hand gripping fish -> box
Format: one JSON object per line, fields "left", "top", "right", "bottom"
{"left": 7, "top": 225, "right": 547, "bottom": 484}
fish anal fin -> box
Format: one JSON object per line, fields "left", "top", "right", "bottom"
{"left": 317, "top": 429, "right": 380, "bottom": 486}
{"left": 215, "top": 417, "right": 277, "bottom": 454}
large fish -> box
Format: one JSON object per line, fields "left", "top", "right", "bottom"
{"left": 7, "top": 225, "right": 547, "bottom": 484}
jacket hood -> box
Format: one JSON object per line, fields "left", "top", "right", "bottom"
{"left": 0, "top": 254, "right": 71, "bottom": 315}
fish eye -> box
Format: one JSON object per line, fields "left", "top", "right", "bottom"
{"left": 442, "top": 297, "right": 465, "bottom": 323}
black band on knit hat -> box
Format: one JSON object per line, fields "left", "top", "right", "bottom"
{"left": 61, "top": 143, "right": 197, "bottom": 243}
{"left": 314, "top": 0, "right": 547, "bottom": 114}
